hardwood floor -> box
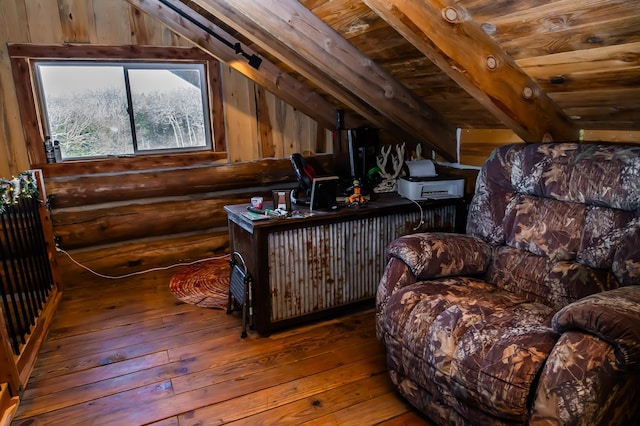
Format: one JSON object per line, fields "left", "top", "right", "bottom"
{"left": 12, "top": 266, "right": 430, "bottom": 425}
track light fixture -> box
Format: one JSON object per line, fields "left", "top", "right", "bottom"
{"left": 159, "top": 0, "right": 262, "bottom": 70}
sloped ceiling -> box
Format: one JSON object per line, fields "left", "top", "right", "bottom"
{"left": 128, "top": 0, "right": 640, "bottom": 161}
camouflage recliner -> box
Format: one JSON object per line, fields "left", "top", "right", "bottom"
{"left": 377, "top": 143, "right": 640, "bottom": 425}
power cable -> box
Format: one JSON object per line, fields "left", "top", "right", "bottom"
{"left": 55, "top": 246, "right": 229, "bottom": 280}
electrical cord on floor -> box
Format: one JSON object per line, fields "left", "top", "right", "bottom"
{"left": 55, "top": 246, "right": 230, "bottom": 280}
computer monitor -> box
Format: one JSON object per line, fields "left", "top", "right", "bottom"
{"left": 310, "top": 176, "right": 340, "bottom": 211}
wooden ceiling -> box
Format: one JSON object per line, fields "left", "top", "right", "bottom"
{"left": 128, "top": 0, "right": 640, "bottom": 160}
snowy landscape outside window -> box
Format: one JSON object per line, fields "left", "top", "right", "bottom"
{"left": 36, "top": 62, "right": 212, "bottom": 160}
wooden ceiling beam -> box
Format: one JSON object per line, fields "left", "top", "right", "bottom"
{"left": 364, "top": 0, "right": 580, "bottom": 143}
{"left": 125, "top": 0, "right": 337, "bottom": 130}
{"left": 189, "top": 0, "right": 458, "bottom": 161}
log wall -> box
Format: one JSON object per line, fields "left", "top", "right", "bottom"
{"left": 47, "top": 155, "right": 338, "bottom": 285}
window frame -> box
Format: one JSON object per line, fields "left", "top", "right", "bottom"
{"left": 9, "top": 44, "right": 226, "bottom": 176}
{"left": 35, "top": 60, "right": 213, "bottom": 158}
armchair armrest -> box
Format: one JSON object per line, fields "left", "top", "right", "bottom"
{"left": 386, "top": 232, "right": 492, "bottom": 280}
{"left": 553, "top": 286, "right": 640, "bottom": 369}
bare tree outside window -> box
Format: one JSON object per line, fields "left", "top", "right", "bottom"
{"left": 129, "top": 69, "right": 206, "bottom": 151}
{"left": 36, "top": 63, "right": 211, "bottom": 160}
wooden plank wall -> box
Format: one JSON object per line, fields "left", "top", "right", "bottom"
{"left": 0, "top": 0, "right": 331, "bottom": 287}
{"left": 0, "top": 0, "right": 329, "bottom": 176}
{"left": 460, "top": 129, "right": 640, "bottom": 167}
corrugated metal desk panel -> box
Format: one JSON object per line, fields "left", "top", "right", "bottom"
{"left": 224, "top": 193, "right": 465, "bottom": 336}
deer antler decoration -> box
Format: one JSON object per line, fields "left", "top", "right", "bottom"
{"left": 374, "top": 143, "right": 405, "bottom": 193}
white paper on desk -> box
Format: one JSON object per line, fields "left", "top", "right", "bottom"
{"left": 405, "top": 160, "right": 436, "bottom": 177}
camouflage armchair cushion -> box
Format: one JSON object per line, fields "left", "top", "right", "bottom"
{"left": 553, "top": 286, "right": 640, "bottom": 369}
{"left": 385, "top": 233, "right": 492, "bottom": 280}
{"left": 380, "top": 278, "right": 558, "bottom": 423}
{"left": 467, "top": 143, "right": 640, "bottom": 309}
{"left": 468, "top": 144, "right": 640, "bottom": 247}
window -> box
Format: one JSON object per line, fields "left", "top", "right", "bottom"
{"left": 9, "top": 44, "right": 226, "bottom": 173}
{"left": 36, "top": 62, "right": 211, "bottom": 160}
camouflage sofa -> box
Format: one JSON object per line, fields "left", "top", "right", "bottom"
{"left": 376, "top": 143, "right": 640, "bottom": 425}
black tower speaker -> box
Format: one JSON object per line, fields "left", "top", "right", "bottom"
{"left": 347, "top": 127, "right": 379, "bottom": 180}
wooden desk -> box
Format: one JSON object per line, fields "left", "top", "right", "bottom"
{"left": 225, "top": 193, "right": 465, "bottom": 336}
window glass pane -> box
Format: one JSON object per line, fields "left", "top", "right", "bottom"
{"left": 129, "top": 68, "right": 208, "bottom": 151}
{"left": 37, "top": 62, "right": 211, "bottom": 160}
{"left": 37, "top": 65, "right": 133, "bottom": 158}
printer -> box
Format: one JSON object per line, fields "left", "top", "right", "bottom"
{"left": 397, "top": 159, "right": 464, "bottom": 201}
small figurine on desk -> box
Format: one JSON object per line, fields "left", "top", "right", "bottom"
{"left": 347, "top": 179, "right": 367, "bottom": 208}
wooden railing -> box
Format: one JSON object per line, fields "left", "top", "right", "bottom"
{"left": 0, "top": 171, "right": 61, "bottom": 403}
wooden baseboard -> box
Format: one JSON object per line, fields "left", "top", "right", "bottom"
{"left": 0, "top": 383, "right": 19, "bottom": 426}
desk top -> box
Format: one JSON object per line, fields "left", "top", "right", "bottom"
{"left": 224, "top": 192, "right": 464, "bottom": 232}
